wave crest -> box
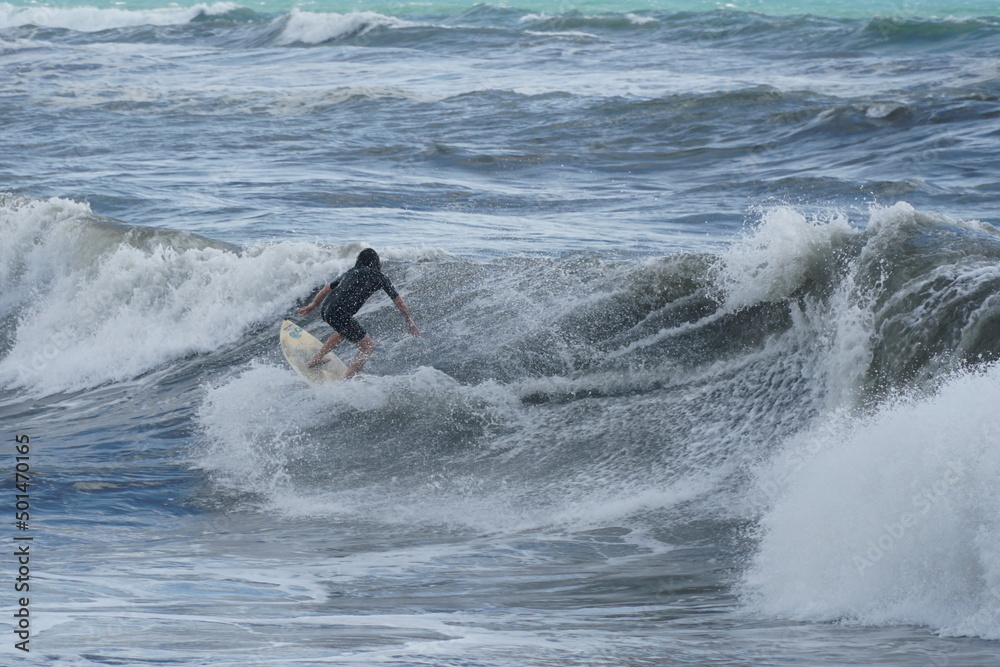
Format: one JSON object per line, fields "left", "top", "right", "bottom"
{"left": 0, "top": 1, "right": 241, "bottom": 31}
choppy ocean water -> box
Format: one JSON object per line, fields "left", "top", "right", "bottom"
{"left": 2, "top": 0, "right": 1000, "bottom": 664}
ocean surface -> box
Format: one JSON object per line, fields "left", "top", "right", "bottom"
{"left": 2, "top": 0, "right": 1000, "bottom": 664}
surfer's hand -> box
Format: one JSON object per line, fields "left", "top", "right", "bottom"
{"left": 297, "top": 305, "right": 314, "bottom": 316}
{"left": 405, "top": 318, "right": 420, "bottom": 337}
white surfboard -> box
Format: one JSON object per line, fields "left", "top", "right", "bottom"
{"left": 279, "top": 320, "right": 348, "bottom": 384}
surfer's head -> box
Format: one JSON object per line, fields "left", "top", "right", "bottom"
{"left": 355, "top": 248, "right": 381, "bottom": 271}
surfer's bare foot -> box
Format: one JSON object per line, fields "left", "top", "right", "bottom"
{"left": 306, "top": 356, "right": 328, "bottom": 368}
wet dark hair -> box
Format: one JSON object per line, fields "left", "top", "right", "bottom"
{"left": 355, "top": 248, "right": 381, "bottom": 271}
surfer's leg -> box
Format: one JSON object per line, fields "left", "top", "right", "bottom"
{"left": 308, "top": 331, "right": 345, "bottom": 367}
{"left": 344, "top": 335, "right": 376, "bottom": 379}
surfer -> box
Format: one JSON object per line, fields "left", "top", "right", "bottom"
{"left": 297, "top": 248, "right": 419, "bottom": 378}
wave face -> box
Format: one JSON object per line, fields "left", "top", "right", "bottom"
{"left": 190, "top": 201, "right": 1000, "bottom": 535}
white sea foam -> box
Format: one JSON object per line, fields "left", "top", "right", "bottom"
{"left": 714, "top": 206, "right": 856, "bottom": 311}
{"left": 518, "top": 13, "right": 553, "bottom": 23}
{"left": 625, "top": 13, "right": 659, "bottom": 24}
{"left": 0, "top": 1, "right": 239, "bottom": 31}
{"left": 196, "top": 362, "right": 544, "bottom": 528}
{"left": 743, "top": 363, "right": 1000, "bottom": 638}
{"left": 862, "top": 101, "right": 907, "bottom": 119}
{"left": 275, "top": 9, "right": 411, "bottom": 46}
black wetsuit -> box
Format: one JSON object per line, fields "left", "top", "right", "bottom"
{"left": 321, "top": 266, "right": 399, "bottom": 343}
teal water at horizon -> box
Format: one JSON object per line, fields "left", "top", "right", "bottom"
{"left": 4, "top": 0, "right": 998, "bottom": 19}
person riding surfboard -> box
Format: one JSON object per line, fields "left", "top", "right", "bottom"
{"left": 297, "top": 248, "right": 419, "bottom": 378}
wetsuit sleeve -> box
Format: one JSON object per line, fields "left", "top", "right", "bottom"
{"left": 329, "top": 277, "right": 341, "bottom": 291}
{"left": 381, "top": 274, "right": 399, "bottom": 300}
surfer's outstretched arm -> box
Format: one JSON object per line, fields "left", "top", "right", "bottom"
{"left": 393, "top": 296, "right": 420, "bottom": 337}
{"left": 298, "top": 284, "right": 331, "bottom": 316}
